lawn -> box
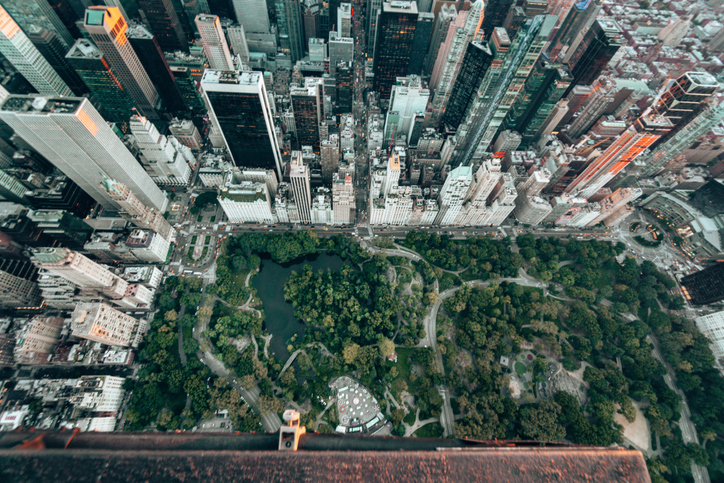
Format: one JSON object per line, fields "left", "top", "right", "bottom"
{"left": 197, "top": 215, "right": 203, "bottom": 222}
{"left": 205, "top": 235, "right": 211, "bottom": 245}
{"left": 210, "top": 216, "right": 216, "bottom": 223}
{"left": 191, "top": 235, "right": 197, "bottom": 244}
{"left": 393, "top": 347, "right": 414, "bottom": 382}
{"left": 403, "top": 411, "right": 416, "bottom": 426}
{"left": 202, "top": 247, "right": 208, "bottom": 258}
{"left": 413, "top": 422, "right": 443, "bottom": 438}
{"left": 515, "top": 361, "right": 527, "bottom": 377}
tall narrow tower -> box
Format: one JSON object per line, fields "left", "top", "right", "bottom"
{"left": 195, "top": 14, "right": 234, "bottom": 70}
{"left": 201, "top": 70, "right": 283, "bottom": 179}
{"left": 373, "top": 1, "right": 418, "bottom": 100}
{"left": 566, "top": 113, "right": 673, "bottom": 198}
{"left": 275, "top": 0, "right": 305, "bottom": 63}
{"left": 0, "top": 95, "right": 168, "bottom": 212}
{"left": 442, "top": 40, "right": 493, "bottom": 130}
{"left": 66, "top": 39, "right": 137, "bottom": 133}
{"left": 0, "top": 0, "right": 74, "bottom": 49}
{"left": 232, "top": 0, "right": 270, "bottom": 34}
{"left": 563, "top": 18, "right": 623, "bottom": 94}
{"left": 429, "top": 0, "right": 484, "bottom": 125}
{"left": 290, "top": 151, "right": 312, "bottom": 224}
{"left": 84, "top": 7, "right": 160, "bottom": 119}
{"left": 137, "top": 0, "right": 189, "bottom": 52}
{"left": 126, "top": 24, "right": 187, "bottom": 116}
{"left": 0, "top": 6, "right": 73, "bottom": 96}
{"left": 26, "top": 26, "right": 88, "bottom": 96}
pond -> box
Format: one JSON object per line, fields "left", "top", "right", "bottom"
{"left": 252, "top": 252, "right": 355, "bottom": 361}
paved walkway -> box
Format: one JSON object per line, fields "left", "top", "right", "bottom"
{"left": 193, "top": 295, "right": 281, "bottom": 433}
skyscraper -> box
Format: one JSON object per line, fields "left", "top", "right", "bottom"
{"left": 291, "top": 78, "right": 322, "bottom": 151}
{"left": 500, "top": 60, "right": 572, "bottom": 148}
{"left": 650, "top": 72, "right": 719, "bottom": 146}
{"left": 547, "top": 0, "right": 600, "bottom": 60}
{"left": 338, "top": 3, "right": 352, "bottom": 37}
{"left": 423, "top": 4, "right": 456, "bottom": 77}
{"left": 275, "top": 0, "right": 305, "bottom": 63}
{"left": 329, "top": 31, "right": 354, "bottom": 73}
{"left": 0, "top": 6, "right": 73, "bottom": 96}
{"left": 303, "top": 2, "right": 326, "bottom": 48}
{"left": 137, "top": 0, "right": 189, "bottom": 52}
{"left": 66, "top": 39, "right": 137, "bottom": 132}
{"left": 429, "top": 0, "right": 484, "bottom": 125}
{"left": 201, "top": 70, "right": 283, "bottom": 178}
{"left": 26, "top": 26, "right": 88, "bottom": 96}
{"left": 563, "top": 18, "right": 622, "bottom": 94}
{"left": 373, "top": 1, "right": 418, "bottom": 100}
{"left": 126, "top": 24, "right": 187, "bottom": 116}
{"left": 455, "top": 16, "right": 557, "bottom": 164}
{"left": 566, "top": 113, "right": 673, "bottom": 198}
{"left": 481, "top": 0, "right": 515, "bottom": 40}
{"left": 408, "top": 12, "right": 434, "bottom": 75}
{"left": 1, "top": 0, "right": 74, "bottom": 49}
{"left": 195, "top": 14, "right": 234, "bottom": 70}
{"left": 290, "top": 151, "right": 312, "bottom": 223}
{"left": 367, "top": 0, "right": 384, "bottom": 58}
{"left": 336, "top": 62, "right": 353, "bottom": 113}
{"left": 226, "top": 24, "right": 250, "bottom": 64}
{"left": 640, "top": 98, "right": 724, "bottom": 178}
{"left": 232, "top": 0, "right": 270, "bottom": 34}
{"left": 442, "top": 40, "right": 493, "bottom": 130}
{"left": 321, "top": 136, "right": 339, "bottom": 183}
{"left": 0, "top": 258, "right": 40, "bottom": 309}
{"left": 84, "top": 7, "right": 160, "bottom": 119}
{"left": 0, "top": 95, "right": 168, "bottom": 212}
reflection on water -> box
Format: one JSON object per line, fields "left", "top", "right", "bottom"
{"left": 252, "top": 253, "right": 352, "bottom": 360}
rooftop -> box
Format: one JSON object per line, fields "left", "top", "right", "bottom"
{"left": 1, "top": 96, "right": 82, "bottom": 114}
{"left": 201, "top": 70, "right": 261, "bottom": 85}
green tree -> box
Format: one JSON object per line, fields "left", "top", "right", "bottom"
{"left": 520, "top": 399, "right": 566, "bottom": 442}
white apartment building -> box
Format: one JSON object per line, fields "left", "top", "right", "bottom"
{"left": 332, "top": 174, "right": 355, "bottom": 225}
{"left": 115, "top": 284, "right": 154, "bottom": 309}
{"left": 169, "top": 118, "right": 202, "bottom": 150}
{"left": 218, "top": 181, "right": 275, "bottom": 224}
{"left": 70, "top": 376, "right": 126, "bottom": 413}
{"left": 385, "top": 75, "right": 430, "bottom": 143}
{"left": 311, "top": 191, "right": 334, "bottom": 225}
{"left": 513, "top": 195, "right": 553, "bottom": 226}
{"left": 130, "top": 115, "right": 192, "bottom": 186}
{"left": 126, "top": 230, "right": 170, "bottom": 263}
{"left": 14, "top": 316, "right": 64, "bottom": 364}
{"left": 70, "top": 303, "right": 139, "bottom": 347}
{"left": 435, "top": 165, "right": 473, "bottom": 225}
{"left": 121, "top": 266, "right": 163, "bottom": 289}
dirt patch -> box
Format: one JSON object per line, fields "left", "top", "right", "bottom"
{"left": 615, "top": 400, "right": 650, "bottom": 452}
{"left": 456, "top": 349, "right": 473, "bottom": 370}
